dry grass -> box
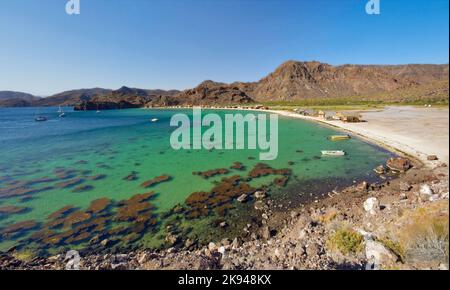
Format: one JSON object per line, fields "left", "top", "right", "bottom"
{"left": 395, "top": 200, "right": 449, "bottom": 264}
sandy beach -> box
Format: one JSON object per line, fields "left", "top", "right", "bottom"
{"left": 266, "top": 106, "right": 449, "bottom": 167}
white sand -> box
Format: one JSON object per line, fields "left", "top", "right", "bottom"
{"left": 265, "top": 106, "right": 449, "bottom": 167}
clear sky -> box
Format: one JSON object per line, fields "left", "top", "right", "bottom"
{"left": 0, "top": 0, "right": 448, "bottom": 96}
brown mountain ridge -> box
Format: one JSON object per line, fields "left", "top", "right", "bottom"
{"left": 1, "top": 61, "right": 448, "bottom": 109}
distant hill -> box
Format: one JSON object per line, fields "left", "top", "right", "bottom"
{"left": 1, "top": 61, "right": 448, "bottom": 109}
{"left": 34, "top": 88, "right": 113, "bottom": 106}
{"left": 73, "top": 86, "right": 180, "bottom": 110}
{"left": 0, "top": 91, "right": 40, "bottom": 107}
{"left": 0, "top": 91, "right": 37, "bottom": 102}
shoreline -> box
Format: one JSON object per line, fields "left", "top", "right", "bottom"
{"left": 147, "top": 105, "right": 448, "bottom": 169}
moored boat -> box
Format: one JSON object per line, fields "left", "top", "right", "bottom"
{"left": 321, "top": 150, "right": 346, "bottom": 156}
{"left": 329, "top": 135, "right": 351, "bottom": 141}
{"left": 34, "top": 116, "right": 47, "bottom": 122}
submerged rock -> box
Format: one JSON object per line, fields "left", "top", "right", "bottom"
{"left": 0, "top": 220, "right": 38, "bottom": 237}
{"left": 0, "top": 206, "right": 28, "bottom": 215}
{"left": 86, "top": 198, "right": 112, "bottom": 214}
{"left": 140, "top": 175, "right": 171, "bottom": 188}
{"left": 194, "top": 168, "right": 229, "bottom": 179}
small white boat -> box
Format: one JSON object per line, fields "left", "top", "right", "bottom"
{"left": 151, "top": 118, "right": 159, "bottom": 122}
{"left": 35, "top": 116, "right": 47, "bottom": 122}
{"left": 321, "top": 150, "right": 346, "bottom": 156}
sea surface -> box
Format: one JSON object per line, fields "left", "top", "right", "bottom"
{"left": 0, "top": 107, "right": 394, "bottom": 254}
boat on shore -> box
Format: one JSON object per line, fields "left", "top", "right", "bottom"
{"left": 328, "top": 135, "right": 351, "bottom": 141}
{"left": 321, "top": 150, "right": 346, "bottom": 156}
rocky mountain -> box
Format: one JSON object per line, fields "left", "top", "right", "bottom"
{"left": 1, "top": 61, "right": 448, "bottom": 109}
{"left": 242, "top": 61, "right": 449, "bottom": 101}
{"left": 166, "top": 80, "right": 254, "bottom": 107}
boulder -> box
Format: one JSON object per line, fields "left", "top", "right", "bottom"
{"left": 374, "top": 165, "right": 386, "bottom": 175}
{"left": 208, "top": 242, "right": 217, "bottom": 252}
{"left": 386, "top": 157, "right": 411, "bottom": 172}
{"left": 363, "top": 197, "right": 380, "bottom": 215}
{"left": 427, "top": 155, "right": 439, "bottom": 161}
{"left": 365, "top": 240, "right": 398, "bottom": 267}
{"left": 254, "top": 191, "right": 266, "bottom": 199}
{"left": 419, "top": 184, "right": 434, "bottom": 196}
{"left": 357, "top": 181, "right": 369, "bottom": 191}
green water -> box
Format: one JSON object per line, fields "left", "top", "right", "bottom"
{"left": 0, "top": 107, "right": 393, "bottom": 254}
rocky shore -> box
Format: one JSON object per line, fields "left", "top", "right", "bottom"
{"left": 1, "top": 157, "right": 448, "bottom": 270}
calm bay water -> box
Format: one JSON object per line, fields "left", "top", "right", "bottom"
{"left": 0, "top": 107, "right": 393, "bottom": 254}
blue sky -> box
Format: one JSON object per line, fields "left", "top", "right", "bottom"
{"left": 0, "top": 0, "right": 448, "bottom": 96}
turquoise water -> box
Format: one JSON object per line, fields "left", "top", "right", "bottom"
{"left": 0, "top": 107, "right": 393, "bottom": 254}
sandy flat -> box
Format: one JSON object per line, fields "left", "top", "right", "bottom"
{"left": 267, "top": 106, "right": 449, "bottom": 167}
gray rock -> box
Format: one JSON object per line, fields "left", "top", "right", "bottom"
{"left": 254, "top": 191, "right": 266, "bottom": 199}
{"left": 420, "top": 184, "right": 434, "bottom": 196}
{"left": 365, "top": 240, "right": 398, "bottom": 267}
{"left": 363, "top": 197, "right": 380, "bottom": 215}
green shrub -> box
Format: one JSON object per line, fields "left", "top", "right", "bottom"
{"left": 327, "top": 229, "right": 364, "bottom": 255}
